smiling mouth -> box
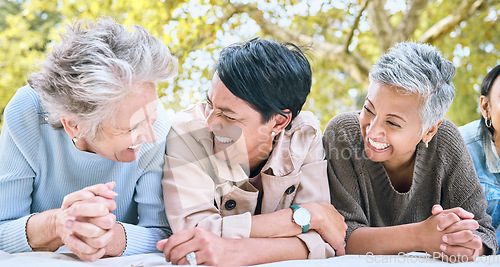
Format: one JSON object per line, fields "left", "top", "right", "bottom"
{"left": 128, "top": 144, "right": 140, "bottom": 149}
{"left": 214, "top": 135, "right": 234, "bottom": 144}
{"left": 368, "top": 138, "right": 390, "bottom": 150}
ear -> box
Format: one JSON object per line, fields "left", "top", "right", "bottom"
{"left": 272, "top": 109, "right": 292, "bottom": 135}
{"left": 480, "top": 95, "right": 490, "bottom": 120}
{"left": 60, "top": 115, "right": 81, "bottom": 139}
{"left": 421, "top": 120, "right": 443, "bottom": 144}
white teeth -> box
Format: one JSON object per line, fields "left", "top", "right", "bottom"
{"left": 368, "top": 138, "right": 390, "bottom": 150}
{"left": 214, "top": 135, "right": 234, "bottom": 143}
{"left": 128, "top": 144, "right": 140, "bottom": 149}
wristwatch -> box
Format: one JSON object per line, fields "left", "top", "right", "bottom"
{"left": 290, "top": 204, "right": 311, "bottom": 233}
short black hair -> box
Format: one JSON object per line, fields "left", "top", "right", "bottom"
{"left": 480, "top": 64, "right": 500, "bottom": 135}
{"left": 216, "top": 37, "right": 312, "bottom": 129}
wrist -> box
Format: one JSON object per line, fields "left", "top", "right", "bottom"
{"left": 290, "top": 204, "right": 311, "bottom": 234}
{"left": 104, "top": 222, "right": 126, "bottom": 257}
{"left": 410, "top": 221, "right": 424, "bottom": 252}
{"left": 27, "top": 209, "right": 64, "bottom": 251}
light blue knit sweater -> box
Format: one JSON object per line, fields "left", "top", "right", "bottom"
{"left": 0, "top": 86, "right": 171, "bottom": 255}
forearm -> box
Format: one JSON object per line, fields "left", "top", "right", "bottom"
{"left": 250, "top": 208, "right": 302, "bottom": 238}
{"left": 229, "top": 237, "right": 308, "bottom": 265}
{"left": 25, "top": 209, "right": 63, "bottom": 251}
{"left": 346, "top": 223, "right": 421, "bottom": 255}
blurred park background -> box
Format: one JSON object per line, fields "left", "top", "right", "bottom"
{"left": 1, "top": 0, "right": 500, "bottom": 131}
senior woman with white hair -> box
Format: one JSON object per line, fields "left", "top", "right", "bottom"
{"left": 0, "top": 17, "right": 177, "bottom": 261}
{"left": 325, "top": 42, "right": 498, "bottom": 261}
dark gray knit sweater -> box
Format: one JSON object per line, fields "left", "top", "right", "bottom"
{"left": 324, "top": 111, "right": 498, "bottom": 254}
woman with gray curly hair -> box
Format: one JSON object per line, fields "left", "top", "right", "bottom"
{"left": 0, "top": 17, "right": 177, "bottom": 261}
{"left": 325, "top": 42, "right": 497, "bottom": 261}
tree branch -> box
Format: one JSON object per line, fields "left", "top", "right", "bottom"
{"left": 419, "top": 0, "right": 489, "bottom": 44}
{"left": 366, "top": 0, "right": 394, "bottom": 52}
{"left": 394, "top": 0, "right": 429, "bottom": 41}
{"left": 345, "top": 0, "right": 370, "bottom": 53}
{"left": 230, "top": 3, "right": 371, "bottom": 86}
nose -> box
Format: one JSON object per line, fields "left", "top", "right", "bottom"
{"left": 137, "top": 122, "right": 157, "bottom": 144}
{"left": 205, "top": 110, "right": 223, "bottom": 132}
{"left": 366, "top": 117, "right": 385, "bottom": 139}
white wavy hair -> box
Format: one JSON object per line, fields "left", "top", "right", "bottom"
{"left": 28, "top": 17, "right": 178, "bottom": 140}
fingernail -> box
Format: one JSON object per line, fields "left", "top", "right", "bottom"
{"left": 110, "top": 191, "right": 118, "bottom": 197}
{"left": 440, "top": 244, "right": 446, "bottom": 252}
{"left": 437, "top": 225, "right": 442, "bottom": 231}
{"left": 66, "top": 220, "right": 74, "bottom": 228}
{"left": 107, "top": 181, "right": 116, "bottom": 190}
{"left": 442, "top": 235, "right": 448, "bottom": 242}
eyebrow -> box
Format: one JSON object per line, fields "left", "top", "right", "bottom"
{"left": 366, "top": 98, "right": 407, "bottom": 123}
{"left": 205, "top": 92, "right": 237, "bottom": 114}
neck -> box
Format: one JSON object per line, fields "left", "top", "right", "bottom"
{"left": 383, "top": 150, "right": 417, "bottom": 193}
{"left": 248, "top": 140, "right": 275, "bottom": 177}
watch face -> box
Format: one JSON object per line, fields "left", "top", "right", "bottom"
{"left": 293, "top": 207, "right": 311, "bottom": 226}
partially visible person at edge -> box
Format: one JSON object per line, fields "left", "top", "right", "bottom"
{"left": 0, "top": 17, "right": 178, "bottom": 261}
{"left": 459, "top": 64, "right": 500, "bottom": 254}
{"left": 325, "top": 42, "right": 498, "bottom": 262}
{"left": 156, "top": 38, "right": 347, "bottom": 266}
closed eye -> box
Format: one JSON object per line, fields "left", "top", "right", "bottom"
{"left": 363, "top": 105, "right": 374, "bottom": 115}
{"left": 387, "top": 121, "right": 401, "bottom": 128}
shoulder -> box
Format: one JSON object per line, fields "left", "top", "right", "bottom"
{"left": 436, "top": 119, "right": 466, "bottom": 146}
{"left": 323, "top": 111, "right": 362, "bottom": 145}
{"left": 457, "top": 120, "right": 481, "bottom": 144}
{"left": 170, "top": 103, "right": 207, "bottom": 136}
{"left": 3, "top": 86, "right": 45, "bottom": 137}
{"left": 324, "top": 111, "right": 360, "bottom": 135}
{"left": 4, "top": 86, "right": 43, "bottom": 124}
{"left": 166, "top": 103, "right": 210, "bottom": 160}
{"left": 286, "top": 111, "right": 321, "bottom": 138}
{"left": 432, "top": 119, "right": 475, "bottom": 174}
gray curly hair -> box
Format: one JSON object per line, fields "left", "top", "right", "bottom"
{"left": 28, "top": 17, "right": 178, "bottom": 140}
{"left": 369, "top": 42, "right": 455, "bottom": 133}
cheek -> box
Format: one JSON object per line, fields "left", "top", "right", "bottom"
{"left": 358, "top": 117, "right": 369, "bottom": 136}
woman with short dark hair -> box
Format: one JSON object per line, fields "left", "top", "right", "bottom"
{"left": 157, "top": 38, "right": 347, "bottom": 266}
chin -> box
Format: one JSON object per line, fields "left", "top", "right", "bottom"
{"left": 365, "top": 149, "right": 387, "bottom": 162}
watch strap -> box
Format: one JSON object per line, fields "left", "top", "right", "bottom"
{"left": 290, "top": 204, "right": 310, "bottom": 233}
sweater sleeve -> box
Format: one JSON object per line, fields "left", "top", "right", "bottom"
{"left": 120, "top": 164, "right": 172, "bottom": 255}
{"left": 0, "top": 86, "right": 40, "bottom": 253}
{"left": 120, "top": 106, "right": 172, "bottom": 256}
{"left": 324, "top": 112, "right": 369, "bottom": 241}
{"left": 438, "top": 120, "right": 498, "bottom": 255}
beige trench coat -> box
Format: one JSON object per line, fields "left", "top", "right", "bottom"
{"left": 162, "top": 103, "right": 334, "bottom": 258}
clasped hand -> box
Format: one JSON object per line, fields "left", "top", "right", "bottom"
{"left": 54, "top": 182, "right": 118, "bottom": 261}
{"left": 421, "top": 204, "right": 483, "bottom": 262}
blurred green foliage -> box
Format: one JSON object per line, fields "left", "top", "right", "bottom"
{"left": 0, "top": 0, "right": 499, "bottom": 131}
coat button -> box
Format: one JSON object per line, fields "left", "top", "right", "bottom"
{"left": 225, "top": 199, "right": 236, "bottom": 210}
{"left": 285, "top": 185, "right": 296, "bottom": 195}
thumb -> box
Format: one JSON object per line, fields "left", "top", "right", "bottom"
{"left": 432, "top": 204, "right": 443, "bottom": 215}
{"left": 156, "top": 239, "right": 168, "bottom": 251}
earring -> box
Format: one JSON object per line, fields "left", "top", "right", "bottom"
{"left": 271, "top": 131, "right": 276, "bottom": 137}
{"left": 425, "top": 141, "right": 429, "bottom": 149}
{"left": 485, "top": 118, "right": 492, "bottom": 128}
{"left": 72, "top": 137, "right": 78, "bottom": 144}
